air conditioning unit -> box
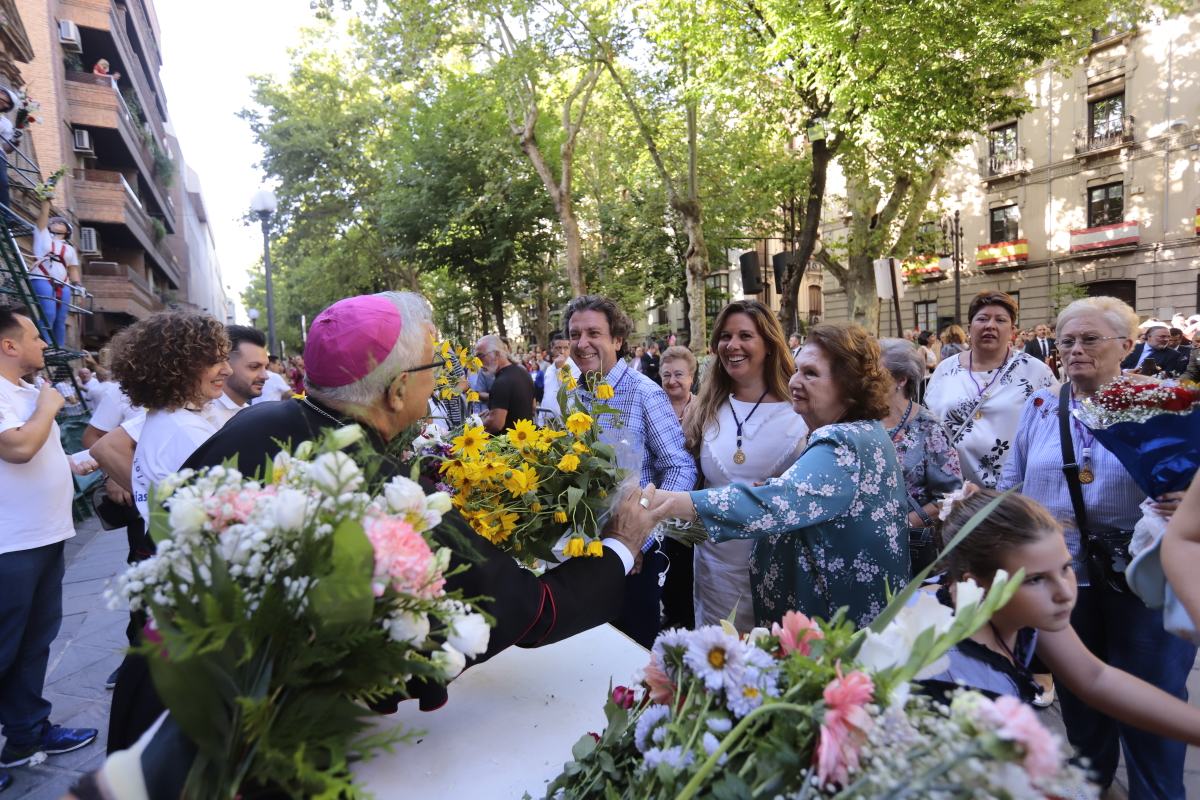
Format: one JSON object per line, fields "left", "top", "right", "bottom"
{"left": 72, "top": 128, "right": 93, "bottom": 154}
{"left": 79, "top": 227, "right": 100, "bottom": 255}
{"left": 58, "top": 20, "right": 83, "bottom": 53}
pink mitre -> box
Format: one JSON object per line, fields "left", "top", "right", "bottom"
{"left": 304, "top": 294, "right": 403, "bottom": 388}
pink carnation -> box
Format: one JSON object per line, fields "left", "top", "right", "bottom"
{"left": 363, "top": 515, "right": 443, "bottom": 598}
{"left": 643, "top": 654, "right": 676, "bottom": 705}
{"left": 772, "top": 610, "right": 824, "bottom": 656}
{"left": 985, "top": 696, "right": 1063, "bottom": 781}
{"left": 815, "top": 670, "right": 875, "bottom": 786}
{"left": 206, "top": 486, "right": 270, "bottom": 531}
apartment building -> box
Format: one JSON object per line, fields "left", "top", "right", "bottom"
{"left": 13, "top": 0, "right": 226, "bottom": 346}
{"left": 820, "top": 9, "right": 1200, "bottom": 333}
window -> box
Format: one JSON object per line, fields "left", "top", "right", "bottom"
{"left": 1088, "top": 182, "right": 1124, "bottom": 227}
{"left": 705, "top": 271, "right": 729, "bottom": 324}
{"left": 914, "top": 301, "right": 937, "bottom": 333}
{"left": 1089, "top": 94, "right": 1125, "bottom": 143}
{"left": 987, "top": 124, "right": 1019, "bottom": 174}
{"left": 808, "top": 285, "right": 823, "bottom": 315}
{"left": 989, "top": 204, "right": 1020, "bottom": 243}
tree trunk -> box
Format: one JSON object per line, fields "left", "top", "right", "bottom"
{"left": 490, "top": 288, "right": 507, "bottom": 340}
{"left": 535, "top": 278, "right": 551, "bottom": 349}
{"left": 677, "top": 203, "right": 708, "bottom": 351}
{"left": 779, "top": 137, "right": 836, "bottom": 333}
{"left": 844, "top": 252, "right": 880, "bottom": 331}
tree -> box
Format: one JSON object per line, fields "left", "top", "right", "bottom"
{"left": 701, "top": 0, "right": 1152, "bottom": 330}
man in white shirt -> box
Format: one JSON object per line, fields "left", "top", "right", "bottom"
{"left": 252, "top": 356, "right": 292, "bottom": 404}
{"left": 0, "top": 306, "right": 98, "bottom": 780}
{"left": 207, "top": 325, "right": 268, "bottom": 427}
{"left": 539, "top": 332, "right": 578, "bottom": 420}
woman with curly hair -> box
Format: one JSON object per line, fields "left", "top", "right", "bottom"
{"left": 627, "top": 323, "right": 910, "bottom": 627}
{"left": 109, "top": 311, "right": 230, "bottom": 521}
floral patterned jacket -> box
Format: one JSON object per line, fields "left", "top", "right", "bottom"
{"left": 692, "top": 421, "right": 909, "bottom": 627}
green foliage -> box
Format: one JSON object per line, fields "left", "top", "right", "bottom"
{"left": 150, "top": 216, "right": 166, "bottom": 243}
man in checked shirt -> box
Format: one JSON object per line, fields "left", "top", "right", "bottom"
{"left": 562, "top": 295, "right": 698, "bottom": 647}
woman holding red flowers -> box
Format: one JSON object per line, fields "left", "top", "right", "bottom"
{"left": 999, "top": 295, "right": 1192, "bottom": 800}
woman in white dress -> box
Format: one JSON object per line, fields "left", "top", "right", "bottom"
{"left": 926, "top": 290, "right": 1057, "bottom": 489}
{"left": 683, "top": 300, "right": 806, "bottom": 632}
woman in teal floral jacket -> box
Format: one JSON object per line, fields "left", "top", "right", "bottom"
{"left": 636, "top": 323, "right": 910, "bottom": 627}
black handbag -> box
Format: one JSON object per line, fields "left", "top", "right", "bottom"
{"left": 1058, "top": 384, "right": 1133, "bottom": 593}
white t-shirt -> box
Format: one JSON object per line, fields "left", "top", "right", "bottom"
{"left": 79, "top": 377, "right": 105, "bottom": 404}
{"left": 31, "top": 227, "right": 79, "bottom": 284}
{"left": 252, "top": 371, "right": 291, "bottom": 404}
{"left": 132, "top": 408, "right": 217, "bottom": 521}
{"left": 0, "top": 375, "right": 74, "bottom": 554}
{"left": 204, "top": 391, "right": 246, "bottom": 428}
{"left": 89, "top": 386, "right": 145, "bottom": 433}
{"left": 121, "top": 412, "right": 146, "bottom": 443}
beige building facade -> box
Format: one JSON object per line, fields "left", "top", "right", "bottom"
{"left": 821, "top": 9, "right": 1200, "bottom": 334}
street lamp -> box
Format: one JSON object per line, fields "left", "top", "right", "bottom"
{"left": 939, "top": 210, "right": 963, "bottom": 325}
{"left": 250, "top": 188, "right": 279, "bottom": 357}
{"left": 247, "top": 307, "right": 260, "bottom": 328}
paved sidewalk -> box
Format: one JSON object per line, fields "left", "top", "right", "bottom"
{"left": 5, "top": 516, "right": 1200, "bottom": 797}
{"left": 5, "top": 518, "right": 129, "bottom": 800}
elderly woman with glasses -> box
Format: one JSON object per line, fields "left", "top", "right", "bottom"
{"left": 998, "top": 296, "right": 1194, "bottom": 799}
{"left": 879, "top": 339, "right": 963, "bottom": 575}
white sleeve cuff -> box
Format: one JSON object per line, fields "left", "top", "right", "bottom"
{"left": 601, "top": 538, "right": 635, "bottom": 574}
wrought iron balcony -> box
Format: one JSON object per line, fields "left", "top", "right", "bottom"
{"left": 984, "top": 147, "right": 1030, "bottom": 178}
{"left": 1075, "top": 116, "right": 1135, "bottom": 155}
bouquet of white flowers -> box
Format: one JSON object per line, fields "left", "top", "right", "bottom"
{"left": 116, "top": 425, "right": 489, "bottom": 799}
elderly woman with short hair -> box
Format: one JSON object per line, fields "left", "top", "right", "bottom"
{"left": 879, "top": 339, "right": 963, "bottom": 575}
{"left": 999, "top": 296, "right": 1194, "bottom": 799}
{"left": 926, "top": 290, "right": 1057, "bottom": 488}
{"left": 632, "top": 322, "right": 909, "bottom": 628}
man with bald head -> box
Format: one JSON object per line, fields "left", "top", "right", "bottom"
{"left": 474, "top": 334, "right": 534, "bottom": 433}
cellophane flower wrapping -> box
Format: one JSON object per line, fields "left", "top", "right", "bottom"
{"left": 1076, "top": 378, "right": 1200, "bottom": 498}
{"left": 544, "top": 570, "right": 1095, "bottom": 799}
{"left": 112, "top": 425, "right": 488, "bottom": 799}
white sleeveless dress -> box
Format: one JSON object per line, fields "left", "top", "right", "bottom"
{"left": 694, "top": 398, "right": 807, "bottom": 632}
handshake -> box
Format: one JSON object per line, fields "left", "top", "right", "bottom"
{"left": 604, "top": 482, "right": 698, "bottom": 566}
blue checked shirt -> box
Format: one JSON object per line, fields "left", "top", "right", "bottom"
{"left": 998, "top": 387, "right": 1145, "bottom": 586}
{"left": 569, "top": 359, "right": 697, "bottom": 493}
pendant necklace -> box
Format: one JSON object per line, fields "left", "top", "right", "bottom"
{"left": 729, "top": 389, "right": 770, "bottom": 465}
{"left": 887, "top": 400, "right": 914, "bottom": 445}
{"left": 303, "top": 397, "right": 347, "bottom": 427}
{"left": 1069, "top": 391, "right": 1096, "bottom": 484}
{"left": 967, "top": 347, "right": 1011, "bottom": 421}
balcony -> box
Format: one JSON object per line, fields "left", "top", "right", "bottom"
{"left": 65, "top": 72, "right": 175, "bottom": 231}
{"left": 976, "top": 239, "right": 1030, "bottom": 270}
{"left": 982, "top": 147, "right": 1031, "bottom": 181}
{"left": 72, "top": 168, "right": 181, "bottom": 286}
{"left": 82, "top": 260, "right": 163, "bottom": 320}
{"left": 114, "top": 0, "right": 167, "bottom": 122}
{"left": 1069, "top": 221, "right": 1139, "bottom": 254}
{"left": 1075, "top": 116, "right": 1135, "bottom": 157}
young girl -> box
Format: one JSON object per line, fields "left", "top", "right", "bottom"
{"left": 924, "top": 489, "right": 1200, "bottom": 748}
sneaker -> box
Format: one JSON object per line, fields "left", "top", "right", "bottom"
{"left": 105, "top": 666, "right": 120, "bottom": 690}
{"left": 0, "top": 768, "right": 11, "bottom": 792}
{"left": 0, "top": 725, "right": 97, "bottom": 767}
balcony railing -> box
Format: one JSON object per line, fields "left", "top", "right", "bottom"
{"left": 984, "top": 147, "right": 1030, "bottom": 178}
{"left": 1075, "top": 115, "right": 1135, "bottom": 155}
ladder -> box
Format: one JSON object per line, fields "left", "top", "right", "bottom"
{"left": 0, "top": 201, "right": 94, "bottom": 410}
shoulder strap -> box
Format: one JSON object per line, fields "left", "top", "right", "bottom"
{"left": 1058, "top": 383, "right": 1090, "bottom": 534}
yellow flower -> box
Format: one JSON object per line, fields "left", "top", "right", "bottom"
{"left": 563, "top": 375, "right": 578, "bottom": 391}
{"left": 554, "top": 509, "right": 568, "bottom": 523}
{"left": 595, "top": 382, "right": 614, "bottom": 400}
{"left": 566, "top": 412, "right": 594, "bottom": 436}
{"left": 586, "top": 540, "right": 604, "bottom": 557}
{"left": 503, "top": 465, "right": 539, "bottom": 497}
{"left": 572, "top": 441, "right": 590, "bottom": 455}
{"left": 557, "top": 453, "right": 581, "bottom": 472}
{"left": 439, "top": 340, "right": 452, "bottom": 359}
{"left": 497, "top": 511, "right": 519, "bottom": 532}
{"left": 466, "top": 390, "right": 479, "bottom": 402}
{"left": 440, "top": 388, "right": 454, "bottom": 400}
{"left": 506, "top": 419, "right": 538, "bottom": 449}
{"left": 564, "top": 537, "right": 586, "bottom": 557}
{"left": 598, "top": 489, "right": 607, "bottom": 499}
{"left": 531, "top": 501, "right": 543, "bottom": 513}
{"left": 451, "top": 425, "right": 489, "bottom": 460}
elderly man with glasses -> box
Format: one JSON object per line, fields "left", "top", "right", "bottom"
{"left": 474, "top": 334, "right": 535, "bottom": 434}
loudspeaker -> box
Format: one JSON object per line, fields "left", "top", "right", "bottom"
{"left": 772, "top": 251, "right": 798, "bottom": 292}
{"left": 740, "top": 251, "right": 762, "bottom": 294}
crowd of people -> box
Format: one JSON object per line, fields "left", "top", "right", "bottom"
{"left": 3, "top": 284, "right": 1200, "bottom": 798}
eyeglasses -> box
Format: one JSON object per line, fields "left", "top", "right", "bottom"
{"left": 403, "top": 358, "right": 447, "bottom": 373}
{"left": 1058, "top": 335, "right": 1126, "bottom": 351}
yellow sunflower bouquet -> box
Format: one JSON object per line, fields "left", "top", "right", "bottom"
{"left": 437, "top": 369, "right": 626, "bottom": 566}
